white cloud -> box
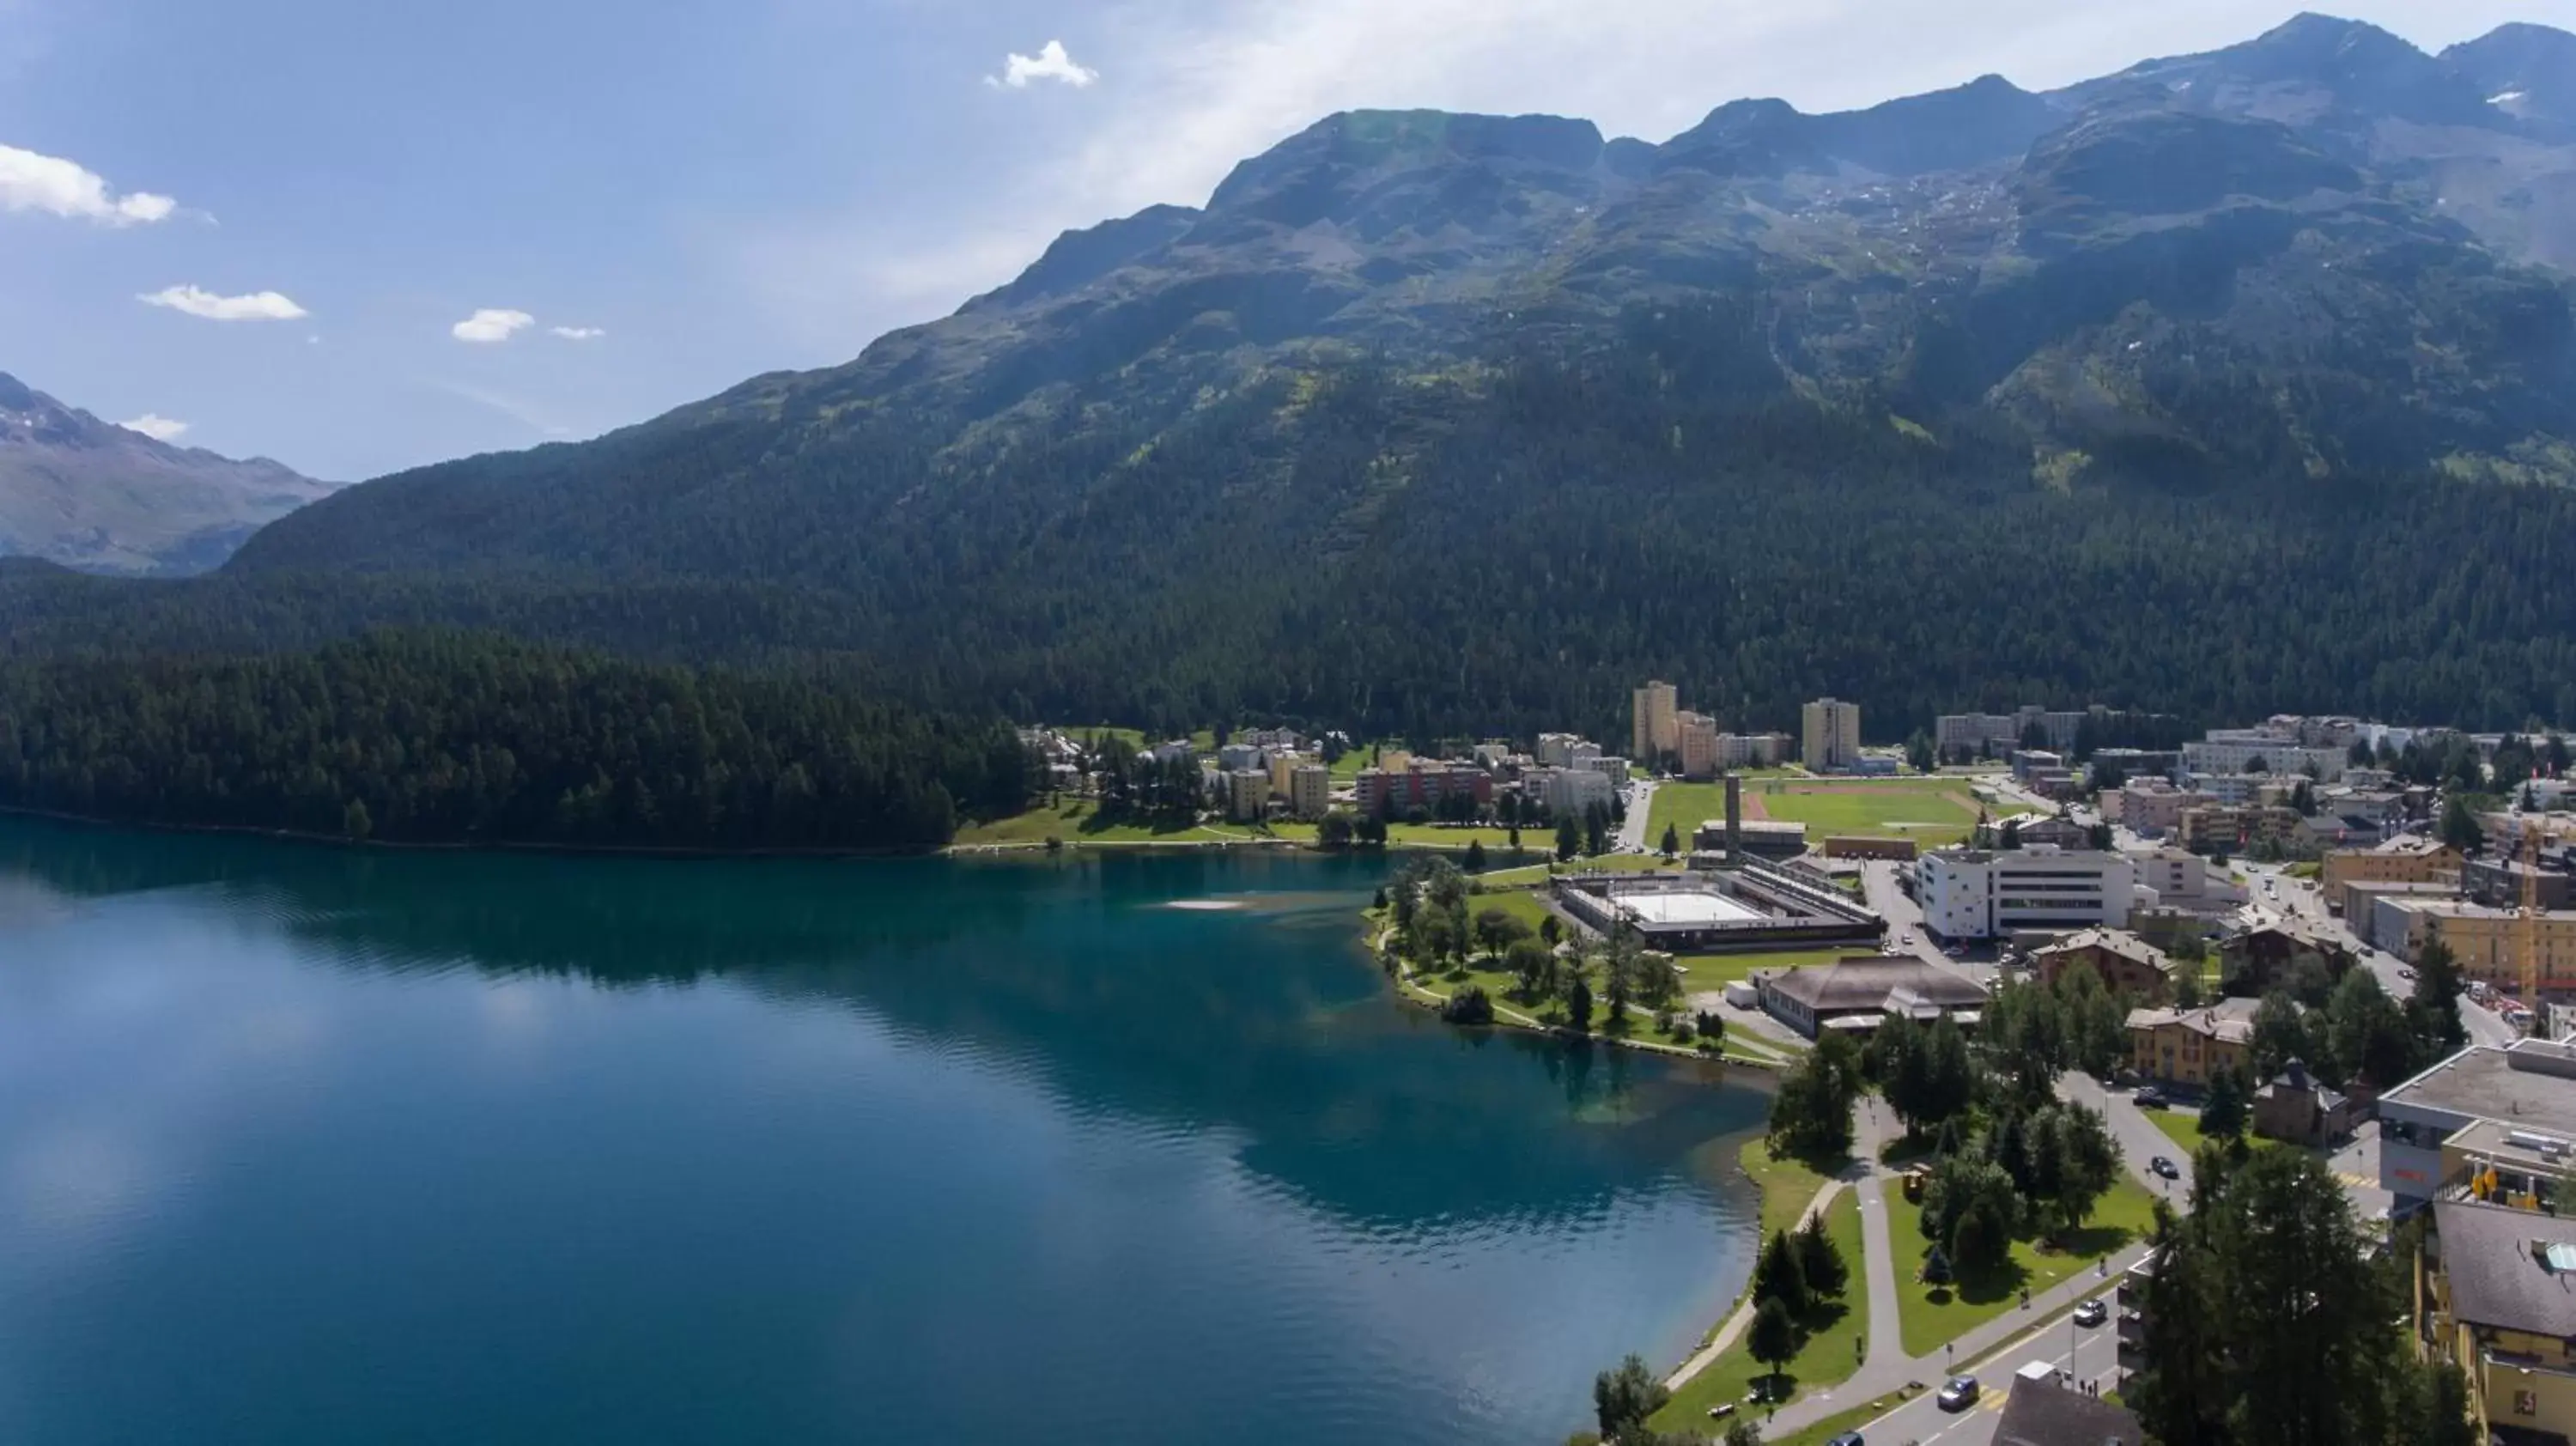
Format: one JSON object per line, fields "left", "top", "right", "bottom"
{"left": 451, "top": 307, "right": 535, "bottom": 343}
{"left": 988, "top": 39, "right": 1098, "bottom": 89}
{"left": 549, "top": 325, "right": 605, "bottom": 340}
{"left": 116, "top": 414, "right": 190, "bottom": 442}
{"left": 137, "top": 284, "right": 307, "bottom": 321}
{"left": 0, "top": 141, "right": 177, "bottom": 226}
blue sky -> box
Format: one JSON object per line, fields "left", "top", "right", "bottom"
{"left": 0, "top": 0, "right": 2563, "bottom": 482}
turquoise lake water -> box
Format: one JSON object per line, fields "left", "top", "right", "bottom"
{"left": 0, "top": 819, "right": 1766, "bottom": 1445}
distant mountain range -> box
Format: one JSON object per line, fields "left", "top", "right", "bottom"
{"left": 0, "top": 373, "right": 333, "bottom": 574}
{"left": 11, "top": 13, "right": 2576, "bottom": 740}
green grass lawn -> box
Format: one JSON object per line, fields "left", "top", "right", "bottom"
{"left": 1645, "top": 775, "right": 1989, "bottom": 854}
{"left": 1476, "top": 854, "right": 1686, "bottom": 887}
{"left": 955, "top": 799, "right": 1244, "bottom": 846}
{"left": 1655, "top": 1185, "right": 1868, "bottom": 1431}
{"left": 1471, "top": 889, "right": 1554, "bottom": 936}
{"left": 1885, "top": 1177, "right": 2157, "bottom": 1357}
{"left": 2144, "top": 1109, "right": 2287, "bottom": 1159}
{"left": 1674, "top": 948, "right": 1875, "bottom": 994}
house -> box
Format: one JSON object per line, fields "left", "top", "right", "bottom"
{"left": 2030, "top": 929, "right": 2178, "bottom": 999}
{"left": 2126, "top": 999, "right": 2258, "bottom": 1088}
{"left": 2220, "top": 920, "right": 2355, "bottom": 998}
{"left": 1756, "top": 957, "right": 1987, "bottom": 1040}
{"left": 1989, "top": 812, "right": 2091, "bottom": 850}
{"left": 1995, "top": 1377, "right": 2142, "bottom": 1446}
{"left": 2422, "top": 1199, "right": 2576, "bottom": 1442}
{"left": 2251, "top": 1059, "right": 2352, "bottom": 1147}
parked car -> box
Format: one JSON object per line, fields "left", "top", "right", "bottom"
{"left": 2133, "top": 1087, "right": 2168, "bottom": 1109}
{"left": 2151, "top": 1155, "right": 2180, "bottom": 1180}
{"left": 1825, "top": 1434, "right": 1865, "bottom": 1446}
{"left": 1936, "top": 1375, "right": 1981, "bottom": 1411}
{"left": 2075, "top": 1297, "right": 2108, "bottom": 1328}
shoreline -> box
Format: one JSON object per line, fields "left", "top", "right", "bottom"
{"left": 0, "top": 803, "right": 939, "bottom": 860}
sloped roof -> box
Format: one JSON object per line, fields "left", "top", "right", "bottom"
{"left": 2434, "top": 1200, "right": 2576, "bottom": 1339}
{"left": 2032, "top": 927, "right": 2171, "bottom": 972}
{"left": 1996, "top": 1381, "right": 2142, "bottom": 1446}
{"left": 2126, "top": 1000, "right": 2257, "bottom": 1045}
{"left": 1762, "top": 957, "right": 1987, "bottom": 1013}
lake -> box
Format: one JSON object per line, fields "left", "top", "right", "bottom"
{"left": 0, "top": 819, "right": 1767, "bottom": 1445}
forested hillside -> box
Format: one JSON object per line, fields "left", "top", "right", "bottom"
{"left": 0, "top": 632, "right": 1030, "bottom": 850}
{"left": 7, "top": 15, "right": 2576, "bottom": 743}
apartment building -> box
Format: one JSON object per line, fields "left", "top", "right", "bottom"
{"left": 1287, "top": 765, "right": 1332, "bottom": 822}
{"left": 1353, "top": 765, "right": 1492, "bottom": 818}
{"left": 1801, "top": 698, "right": 1862, "bottom": 772}
{"left": 2102, "top": 781, "right": 2197, "bottom": 836}
{"left": 1915, "top": 846, "right": 2136, "bottom": 940}
{"left": 2032, "top": 928, "right": 2177, "bottom": 999}
{"left": 2177, "top": 804, "right": 2306, "bottom": 856}
{"left": 1935, "top": 706, "right": 2088, "bottom": 758}
{"left": 1633, "top": 681, "right": 1678, "bottom": 762}
{"left": 1224, "top": 769, "right": 1271, "bottom": 822}
{"left": 1677, "top": 711, "right": 1722, "bottom": 780}
{"left": 2123, "top": 847, "right": 2247, "bottom": 911}
{"left": 2375, "top": 899, "right": 2576, "bottom": 993}
{"left": 1522, "top": 766, "right": 1614, "bottom": 822}
{"left": 2126, "top": 999, "right": 2257, "bottom": 1088}
{"left": 1535, "top": 732, "right": 1599, "bottom": 769}
{"left": 2182, "top": 733, "right": 2348, "bottom": 781}
{"left": 1718, "top": 732, "right": 1791, "bottom": 769}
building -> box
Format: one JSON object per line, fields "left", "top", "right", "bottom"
{"left": 1916, "top": 847, "right": 2137, "bottom": 941}
{"left": 1526, "top": 765, "right": 1614, "bottom": 822}
{"left": 1352, "top": 764, "right": 1493, "bottom": 818}
{"left": 2115, "top": 1256, "right": 2155, "bottom": 1388}
{"left": 2422, "top": 1198, "right": 2576, "bottom": 1442}
{"left": 2101, "top": 781, "right": 2198, "bottom": 837}
{"left": 1717, "top": 732, "right": 1791, "bottom": 769}
{"left": 2126, "top": 999, "right": 2259, "bottom": 1088}
{"left": 2324, "top": 836, "right": 2463, "bottom": 914}
{"left": 2379, "top": 1040, "right": 2576, "bottom": 1210}
{"left": 2123, "top": 847, "right": 2247, "bottom": 912}
{"left": 2344, "top": 880, "right": 2461, "bottom": 950}
{"left": 1535, "top": 732, "right": 1584, "bottom": 769}
{"left": 1935, "top": 706, "right": 2090, "bottom": 760}
{"left": 2466, "top": 859, "right": 2576, "bottom": 913}
{"left": 1149, "top": 738, "right": 1198, "bottom": 766}
{"left": 2182, "top": 733, "right": 2348, "bottom": 781}
{"left": 2176, "top": 804, "right": 2306, "bottom": 857}
{"left": 1633, "top": 681, "right": 1678, "bottom": 763}
{"left": 1990, "top": 812, "right": 2091, "bottom": 850}
{"left": 2251, "top": 1059, "right": 2352, "bottom": 1147}
{"left": 1224, "top": 769, "right": 1271, "bottom": 822}
{"left": 1287, "top": 764, "right": 1332, "bottom": 822}
{"left": 1676, "top": 711, "right": 1722, "bottom": 780}
{"left": 1692, "top": 817, "right": 1809, "bottom": 860}
{"left": 1824, "top": 836, "right": 1918, "bottom": 861}
{"left": 2219, "top": 920, "right": 2357, "bottom": 998}
{"left": 1802, "top": 698, "right": 1862, "bottom": 772}
{"left": 2088, "top": 747, "right": 2182, "bottom": 784}
{"left": 1993, "top": 1377, "right": 2142, "bottom": 1446}
{"left": 1586, "top": 756, "right": 1632, "bottom": 784}
{"left": 1554, "top": 866, "right": 1886, "bottom": 953}
{"left": 1217, "top": 742, "right": 1267, "bottom": 774}
{"left": 2031, "top": 928, "right": 2177, "bottom": 999}
{"left": 2372, "top": 900, "right": 2576, "bottom": 993}
{"left": 1756, "top": 957, "right": 1988, "bottom": 1040}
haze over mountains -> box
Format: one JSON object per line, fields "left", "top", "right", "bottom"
{"left": 11, "top": 13, "right": 2576, "bottom": 739}
{"left": 0, "top": 373, "right": 333, "bottom": 575}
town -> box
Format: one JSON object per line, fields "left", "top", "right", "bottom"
{"left": 1012, "top": 688, "right": 2574, "bottom": 1446}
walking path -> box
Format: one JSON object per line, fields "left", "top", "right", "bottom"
{"left": 1665, "top": 1175, "right": 1848, "bottom": 1388}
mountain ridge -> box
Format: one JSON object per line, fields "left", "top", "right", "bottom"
{"left": 0, "top": 372, "right": 335, "bottom": 575}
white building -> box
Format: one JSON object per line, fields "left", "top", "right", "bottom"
{"left": 1218, "top": 743, "right": 1267, "bottom": 774}
{"left": 1536, "top": 733, "right": 1599, "bottom": 769}
{"left": 1718, "top": 732, "right": 1791, "bottom": 769}
{"left": 1935, "top": 706, "right": 2089, "bottom": 758}
{"left": 1588, "top": 756, "right": 1632, "bottom": 784}
{"left": 1802, "top": 698, "right": 1862, "bottom": 772}
{"left": 1916, "top": 846, "right": 2137, "bottom": 941}
{"left": 2123, "top": 846, "right": 2247, "bottom": 911}
{"left": 2182, "top": 732, "right": 2347, "bottom": 781}
{"left": 1527, "top": 766, "right": 1615, "bottom": 821}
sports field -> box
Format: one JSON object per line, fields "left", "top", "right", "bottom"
{"left": 1646, "top": 775, "right": 1990, "bottom": 852}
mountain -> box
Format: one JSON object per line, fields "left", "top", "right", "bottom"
{"left": 0, "top": 374, "right": 335, "bottom": 574}
{"left": 15, "top": 15, "right": 2576, "bottom": 742}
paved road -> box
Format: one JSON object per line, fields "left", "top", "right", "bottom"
{"left": 2059, "top": 1074, "right": 2196, "bottom": 1200}
{"left": 2245, "top": 863, "right": 2521, "bottom": 1045}
{"left": 1830, "top": 1305, "right": 2126, "bottom": 1446}
{"left": 1618, "top": 779, "right": 1657, "bottom": 854}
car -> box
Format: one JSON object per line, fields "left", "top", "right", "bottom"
{"left": 2151, "top": 1155, "right": 2180, "bottom": 1180}
{"left": 2133, "top": 1087, "right": 2168, "bottom": 1109}
{"left": 2400, "top": 966, "right": 2416, "bottom": 981}
{"left": 1936, "top": 1375, "right": 1981, "bottom": 1411}
{"left": 1825, "top": 1434, "right": 1865, "bottom": 1446}
{"left": 2075, "top": 1297, "right": 2109, "bottom": 1328}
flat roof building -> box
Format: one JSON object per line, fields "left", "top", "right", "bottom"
{"left": 2380, "top": 1041, "right": 2576, "bottom": 1209}
{"left": 1917, "top": 846, "right": 2136, "bottom": 942}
